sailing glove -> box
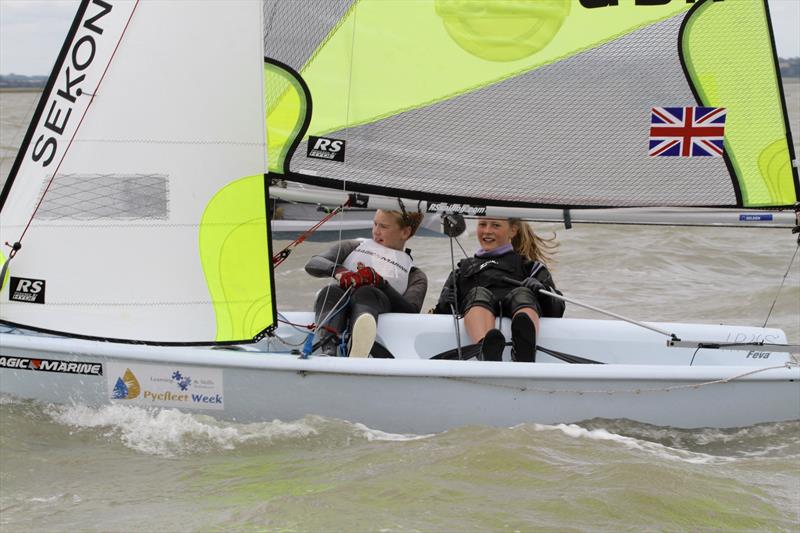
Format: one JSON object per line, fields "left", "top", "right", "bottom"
{"left": 440, "top": 283, "right": 457, "bottom": 306}
{"left": 356, "top": 266, "right": 385, "bottom": 288}
{"left": 520, "top": 276, "right": 546, "bottom": 293}
{"left": 338, "top": 270, "right": 361, "bottom": 289}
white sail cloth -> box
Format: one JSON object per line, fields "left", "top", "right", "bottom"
{"left": 0, "top": 1, "right": 268, "bottom": 342}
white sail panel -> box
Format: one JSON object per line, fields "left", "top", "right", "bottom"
{"left": 0, "top": 0, "right": 270, "bottom": 343}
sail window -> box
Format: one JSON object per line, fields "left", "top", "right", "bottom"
{"left": 33, "top": 173, "right": 169, "bottom": 220}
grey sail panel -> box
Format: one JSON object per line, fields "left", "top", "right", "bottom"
{"left": 263, "top": 0, "right": 355, "bottom": 69}
{"left": 288, "top": 15, "right": 736, "bottom": 208}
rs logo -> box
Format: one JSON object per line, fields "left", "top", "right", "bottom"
{"left": 9, "top": 276, "right": 46, "bottom": 304}
{"left": 312, "top": 138, "right": 343, "bottom": 153}
{"left": 307, "top": 135, "right": 346, "bottom": 162}
{"left": 16, "top": 279, "right": 43, "bottom": 293}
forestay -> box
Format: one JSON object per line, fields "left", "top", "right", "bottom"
{"left": 0, "top": 0, "right": 274, "bottom": 343}
{"left": 263, "top": 0, "right": 799, "bottom": 209}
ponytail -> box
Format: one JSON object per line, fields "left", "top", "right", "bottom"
{"left": 379, "top": 208, "right": 423, "bottom": 237}
{"left": 510, "top": 218, "right": 558, "bottom": 267}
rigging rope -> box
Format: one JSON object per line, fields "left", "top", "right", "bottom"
{"left": 445, "top": 360, "right": 797, "bottom": 395}
{"left": 272, "top": 198, "right": 351, "bottom": 267}
{"left": 762, "top": 242, "right": 799, "bottom": 328}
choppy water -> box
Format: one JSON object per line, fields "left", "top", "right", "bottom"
{"left": 2, "top": 89, "right": 800, "bottom": 531}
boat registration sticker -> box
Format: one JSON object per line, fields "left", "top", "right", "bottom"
{"left": 106, "top": 363, "right": 224, "bottom": 411}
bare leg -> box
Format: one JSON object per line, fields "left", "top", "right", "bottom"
{"left": 464, "top": 306, "right": 497, "bottom": 343}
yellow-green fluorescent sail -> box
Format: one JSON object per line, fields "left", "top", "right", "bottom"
{"left": 0, "top": 251, "right": 8, "bottom": 291}
{"left": 199, "top": 175, "right": 273, "bottom": 342}
{"left": 265, "top": 62, "right": 307, "bottom": 174}
{"left": 274, "top": 0, "right": 690, "bottom": 139}
{"left": 434, "top": 0, "right": 572, "bottom": 62}
{"left": 683, "top": 0, "right": 795, "bottom": 207}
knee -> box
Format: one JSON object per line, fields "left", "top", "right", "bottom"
{"left": 506, "top": 286, "right": 542, "bottom": 316}
{"left": 462, "top": 286, "right": 495, "bottom": 314}
{"left": 315, "top": 284, "right": 345, "bottom": 308}
{"left": 351, "top": 285, "right": 390, "bottom": 307}
{"left": 352, "top": 285, "right": 382, "bottom": 300}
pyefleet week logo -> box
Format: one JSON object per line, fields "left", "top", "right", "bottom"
{"left": 111, "top": 368, "right": 140, "bottom": 399}
{"left": 9, "top": 277, "right": 46, "bottom": 304}
{"left": 307, "top": 136, "right": 346, "bottom": 162}
{"left": 107, "top": 363, "right": 224, "bottom": 410}
{"left": 0, "top": 356, "right": 102, "bottom": 376}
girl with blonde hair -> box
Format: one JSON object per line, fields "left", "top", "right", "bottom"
{"left": 306, "top": 206, "right": 427, "bottom": 357}
{"left": 434, "top": 217, "right": 564, "bottom": 362}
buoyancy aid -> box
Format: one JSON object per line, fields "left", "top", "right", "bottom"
{"left": 456, "top": 251, "right": 528, "bottom": 295}
{"left": 342, "top": 239, "right": 413, "bottom": 294}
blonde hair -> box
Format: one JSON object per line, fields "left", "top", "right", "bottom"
{"left": 510, "top": 218, "right": 558, "bottom": 267}
{"left": 378, "top": 208, "right": 423, "bottom": 237}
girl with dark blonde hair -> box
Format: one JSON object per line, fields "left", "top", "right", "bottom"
{"left": 434, "top": 217, "right": 564, "bottom": 362}
{"left": 306, "top": 206, "right": 427, "bottom": 357}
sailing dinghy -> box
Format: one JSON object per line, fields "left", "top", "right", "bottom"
{"left": 1, "top": 0, "right": 798, "bottom": 432}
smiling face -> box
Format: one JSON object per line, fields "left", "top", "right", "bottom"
{"left": 372, "top": 209, "right": 412, "bottom": 251}
{"left": 475, "top": 218, "right": 517, "bottom": 252}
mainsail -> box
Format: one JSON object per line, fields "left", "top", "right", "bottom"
{"left": 264, "top": 0, "right": 798, "bottom": 209}
{"left": 0, "top": 0, "right": 274, "bottom": 343}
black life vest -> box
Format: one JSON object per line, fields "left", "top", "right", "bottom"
{"left": 456, "top": 251, "right": 528, "bottom": 295}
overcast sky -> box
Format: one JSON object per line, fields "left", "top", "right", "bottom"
{"left": 1, "top": 0, "right": 799, "bottom": 75}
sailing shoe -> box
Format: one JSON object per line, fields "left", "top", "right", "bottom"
{"left": 479, "top": 328, "right": 505, "bottom": 362}
{"left": 511, "top": 313, "right": 536, "bottom": 363}
{"left": 348, "top": 313, "right": 376, "bottom": 358}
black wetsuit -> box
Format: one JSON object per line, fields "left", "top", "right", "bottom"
{"left": 433, "top": 250, "right": 564, "bottom": 318}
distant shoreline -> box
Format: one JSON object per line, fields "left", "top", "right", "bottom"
{"left": 0, "top": 87, "right": 43, "bottom": 93}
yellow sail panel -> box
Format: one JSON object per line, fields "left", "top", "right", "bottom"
{"left": 682, "top": 0, "right": 797, "bottom": 207}
{"left": 199, "top": 175, "right": 274, "bottom": 342}
{"left": 291, "top": 0, "right": 691, "bottom": 137}
{"left": 265, "top": 61, "right": 308, "bottom": 174}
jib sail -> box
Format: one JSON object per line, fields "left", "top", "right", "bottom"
{"left": 0, "top": 0, "right": 274, "bottom": 344}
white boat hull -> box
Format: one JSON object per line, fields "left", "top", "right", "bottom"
{"left": 2, "top": 314, "right": 797, "bottom": 431}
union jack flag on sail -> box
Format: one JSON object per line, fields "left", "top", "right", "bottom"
{"left": 649, "top": 106, "right": 726, "bottom": 157}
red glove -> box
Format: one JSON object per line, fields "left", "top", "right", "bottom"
{"left": 356, "top": 266, "right": 384, "bottom": 288}
{"left": 338, "top": 270, "right": 360, "bottom": 289}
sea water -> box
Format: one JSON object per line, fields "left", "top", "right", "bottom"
{"left": 1, "top": 89, "right": 799, "bottom": 531}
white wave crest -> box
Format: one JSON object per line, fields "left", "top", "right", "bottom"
{"left": 534, "top": 423, "right": 736, "bottom": 465}
{"left": 0, "top": 393, "right": 20, "bottom": 405}
{"left": 351, "top": 422, "right": 434, "bottom": 442}
{"left": 48, "top": 403, "right": 318, "bottom": 456}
